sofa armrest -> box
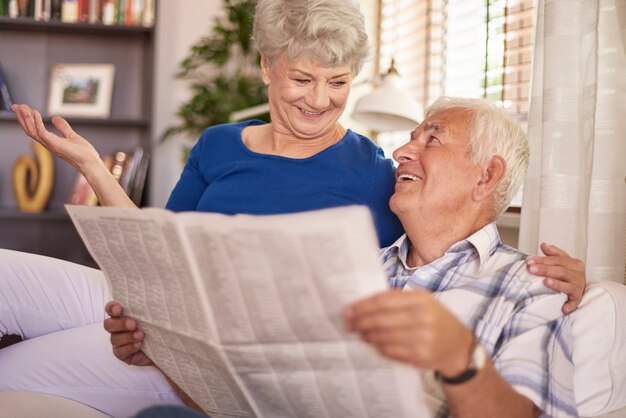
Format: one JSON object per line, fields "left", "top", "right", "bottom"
{"left": 572, "top": 280, "right": 626, "bottom": 417}
{"left": 0, "top": 391, "right": 111, "bottom": 418}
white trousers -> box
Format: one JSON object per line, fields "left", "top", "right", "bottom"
{"left": 0, "top": 249, "right": 184, "bottom": 417}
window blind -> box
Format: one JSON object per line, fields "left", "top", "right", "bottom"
{"left": 377, "top": 0, "right": 534, "bottom": 124}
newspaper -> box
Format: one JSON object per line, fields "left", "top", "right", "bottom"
{"left": 67, "top": 204, "right": 430, "bottom": 418}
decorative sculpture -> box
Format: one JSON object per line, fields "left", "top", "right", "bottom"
{"left": 12, "top": 141, "right": 54, "bottom": 213}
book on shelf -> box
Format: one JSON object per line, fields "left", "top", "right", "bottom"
{"left": 66, "top": 204, "right": 430, "bottom": 418}
{"left": 4, "top": 0, "right": 18, "bottom": 18}
{"left": 17, "top": 0, "right": 35, "bottom": 17}
{"left": 0, "top": 0, "right": 155, "bottom": 26}
{"left": 66, "top": 147, "right": 148, "bottom": 206}
{"left": 50, "top": 0, "right": 62, "bottom": 20}
{"left": 119, "top": 146, "right": 149, "bottom": 205}
{"left": 0, "top": 61, "right": 13, "bottom": 111}
{"left": 66, "top": 154, "right": 114, "bottom": 206}
{"left": 60, "top": 0, "right": 77, "bottom": 22}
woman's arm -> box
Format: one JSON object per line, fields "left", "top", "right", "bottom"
{"left": 12, "top": 104, "right": 136, "bottom": 208}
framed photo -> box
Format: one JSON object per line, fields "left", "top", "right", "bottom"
{"left": 48, "top": 64, "right": 115, "bottom": 118}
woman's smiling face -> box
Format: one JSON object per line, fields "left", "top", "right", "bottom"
{"left": 262, "top": 53, "right": 353, "bottom": 140}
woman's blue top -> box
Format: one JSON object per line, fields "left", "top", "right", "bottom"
{"left": 166, "top": 120, "right": 403, "bottom": 247}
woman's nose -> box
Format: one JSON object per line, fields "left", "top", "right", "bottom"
{"left": 307, "top": 84, "right": 330, "bottom": 109}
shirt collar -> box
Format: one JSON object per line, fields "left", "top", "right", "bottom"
{"left": 381, "top": 233, "right": 415, "bottom": 271}
{"left": 381, "top": 222, "right": 501, "bottom": 270}
{"left": 447, "top": 222, "right": 500, "bottom": 268}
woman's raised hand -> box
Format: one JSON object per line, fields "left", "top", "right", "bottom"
{"left": 12, "top": 104, "right": 100, "bottom": 171}
{"left": 12, "top": 103, "right": 137, "bottom": 208}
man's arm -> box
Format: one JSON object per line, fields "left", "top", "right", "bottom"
{"left": 344, "top": 290, "right": 543, "bottom": 417}
{"left": 442, "top": 358, "right": 541, "bottom": 418}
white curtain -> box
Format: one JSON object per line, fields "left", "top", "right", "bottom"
{"left": 519, "top": 0, "right": 626, "bottom": 283}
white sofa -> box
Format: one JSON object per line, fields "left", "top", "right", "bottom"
{"left": 1, "top": 280, "right": 625, "bottom": 418}
{"left": 572, "top": 280, "right": 626, "bottom": 417}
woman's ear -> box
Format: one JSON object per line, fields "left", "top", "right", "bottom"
{"left": 472, "top": 155, "right": 506, "bottom": 202}
{"left": 260, "top": 55, "right": 271, "bottom": 85}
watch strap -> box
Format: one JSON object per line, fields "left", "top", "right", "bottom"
{"left": 434, "top": 367, "right": 478, "bottom": 385}
{"left": 435, "top": 339, "right": 486, "bottom": 385}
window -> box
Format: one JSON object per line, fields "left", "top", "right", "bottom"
{"left": 375, "top": 0, "right": 534, "bottom": 206}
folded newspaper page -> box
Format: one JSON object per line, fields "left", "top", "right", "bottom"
{"left": 67, "top": 204, "right": 430, "bottom": 418}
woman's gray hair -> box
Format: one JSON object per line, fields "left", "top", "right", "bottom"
{"left": 425, "top": 97, "right": 529, "bottom": 217}
{"left": 252, "top": 0, "right": 369, "bottom": 75}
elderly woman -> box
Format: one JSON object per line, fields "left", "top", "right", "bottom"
{"left": 2, "top": 0, "right": 585, "bottom": 417}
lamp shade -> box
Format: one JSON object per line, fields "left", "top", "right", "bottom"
{"left": 351, "top": 68, "right": 423, "bottom": 132}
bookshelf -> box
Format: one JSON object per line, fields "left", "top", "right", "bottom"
{"left": 0, "top": 12, "right": 155, "bottom": 265}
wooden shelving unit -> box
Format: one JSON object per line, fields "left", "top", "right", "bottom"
{"left": 0, "top": 14, "right": 156, "bottom": 265}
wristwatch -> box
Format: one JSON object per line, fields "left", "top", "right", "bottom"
{"left": 435, "top": 340, "right": 487, "bottom": 385}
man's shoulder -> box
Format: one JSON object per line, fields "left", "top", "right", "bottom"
{"left": 482, "top": 243, "right": 555, "bottom": 294}
{"left": 486, "top": 242, "right": 531, "bottom": 275}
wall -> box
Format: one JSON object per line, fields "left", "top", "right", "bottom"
{"left": 149, "top": 0, "right": 221, "bottom": 207}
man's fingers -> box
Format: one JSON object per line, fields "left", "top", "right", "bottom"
{"left": 376, "top": 343, "right": 415, "bottom": 364}
{"left": 347, "top": 308, "right": 420, "bottom": 333}
{"left": 346, "top": 290, "right": 426, "bottom": 320}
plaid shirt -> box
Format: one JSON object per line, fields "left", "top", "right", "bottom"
{"left": 380, "top": 222, "right": 577, "bottom": 418}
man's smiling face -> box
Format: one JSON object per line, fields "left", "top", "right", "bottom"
{"left": 389, "top": 108, "right": 484, "bottom": 220}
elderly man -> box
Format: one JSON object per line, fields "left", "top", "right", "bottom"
{"left": 345, "top": 97, "right": 576, "bottom": 418}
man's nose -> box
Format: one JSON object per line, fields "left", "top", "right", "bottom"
{"left": 392, "top": 141, "right": 420, "bottom": 164}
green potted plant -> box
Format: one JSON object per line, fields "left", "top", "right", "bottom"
{"left": 161, "top": 0, "right": 269, "bottom": 159}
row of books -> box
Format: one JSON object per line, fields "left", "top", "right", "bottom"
{"left": 67, "top": 147, "right": 149, "bottom": 206}
{"left": 0, "top": 0, "right": 155, "bottom": 27}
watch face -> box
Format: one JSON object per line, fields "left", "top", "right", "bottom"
{"left": 472, "top": 343, "right": 487, "bottom": 370}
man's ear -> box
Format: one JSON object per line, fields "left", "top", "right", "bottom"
{"left": 260, "top": 55, "right": 271, "bottom": 85}
{"left": 472, "top": 155, "right": 506, "bottom": 202}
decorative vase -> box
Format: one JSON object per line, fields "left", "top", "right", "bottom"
{"left": 12, "top": 141, "right": 55, "bottom": 213}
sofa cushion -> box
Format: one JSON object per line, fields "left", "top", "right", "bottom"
{"left": 572, "top": 280, "right": 626, "bottom": 417}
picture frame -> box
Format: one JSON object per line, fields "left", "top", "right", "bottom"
{"left": 47, "top": 64, "right": 115, "bottom": 118}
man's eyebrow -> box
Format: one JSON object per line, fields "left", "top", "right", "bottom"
{"left": 424, "top": 122, "right": 444, "bottom": 133}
